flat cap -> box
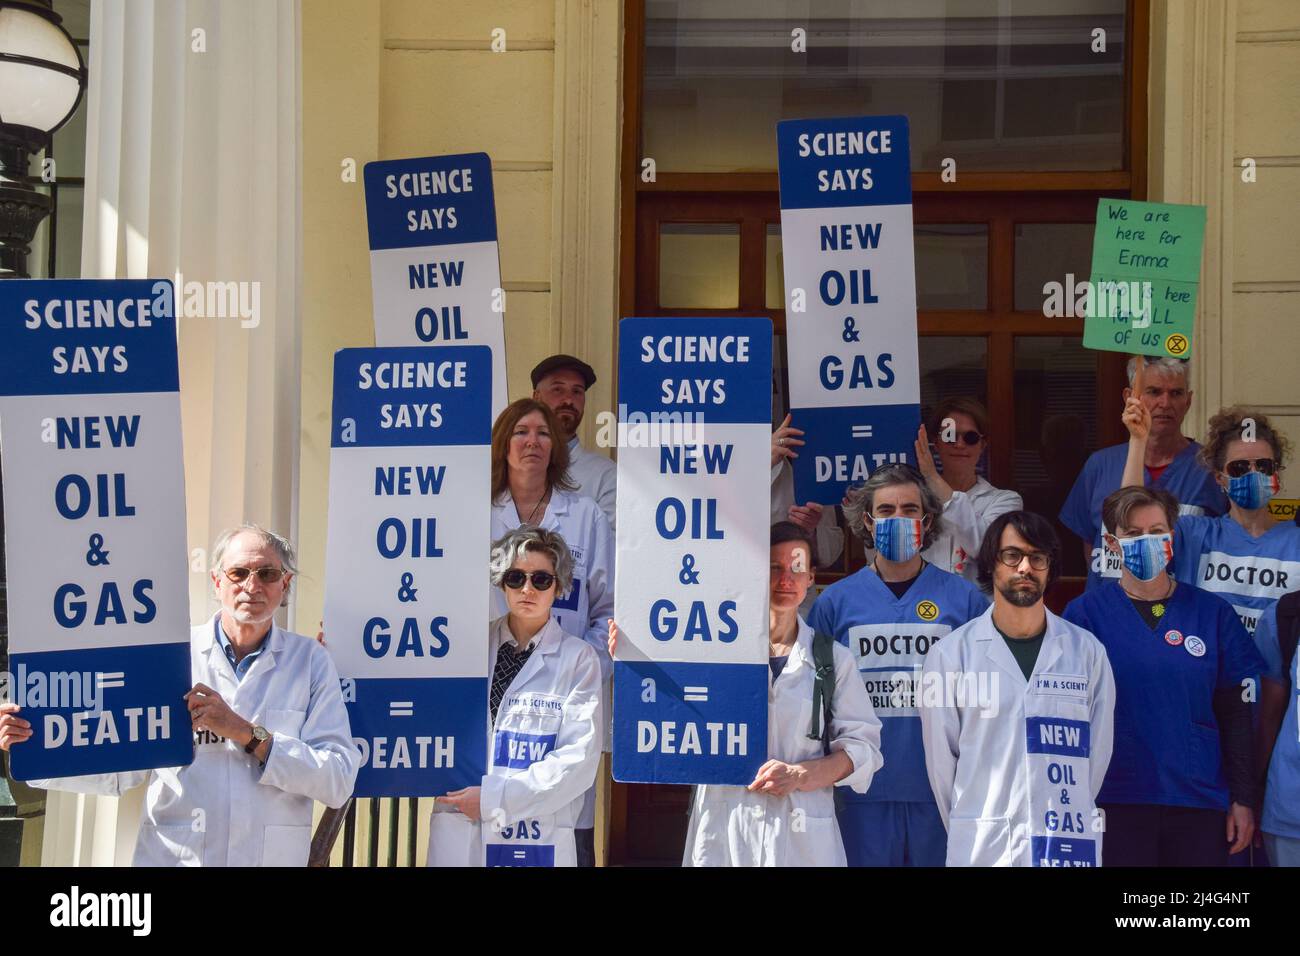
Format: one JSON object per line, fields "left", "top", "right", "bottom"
{"left": 530, "top": 354, "right": 597, "bottom": 389}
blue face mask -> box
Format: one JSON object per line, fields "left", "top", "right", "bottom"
{"left": 872, "top": 516, "right": 924, "bottom": 563}
{"left": 1226, "top": 470, "right": 1278, "bottom": 510}
{"left": 1118, "top": 532, "right": 1174, "bottom": 582}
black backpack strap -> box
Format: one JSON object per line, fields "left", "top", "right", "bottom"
{"left": 808, "top": 631, "right": 837, "bottom": 756}
{"left": 1276, "top": 591, "right": 1300, "bottom": 682}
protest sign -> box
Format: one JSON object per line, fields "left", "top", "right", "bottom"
{"left": 777, "top": 115, "right": 920, "bottom": 504}
{"left": 1, "top": 280, "right": 191, "bottom": 779}
{"left": 323, "top": 345, "right": 492, "bottom": 796}
{"left": 1083, "top": 198, "right": 1206, "bottom": 358}
{"left": 611, "top": 317, "right": 771, "bottom": 785}
{"left": 364, "top": 153, "right": 508, "bottom": 414}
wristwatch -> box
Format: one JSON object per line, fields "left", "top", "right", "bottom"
{"left": 244, "top": 725, "right": 270, "bottom": 754}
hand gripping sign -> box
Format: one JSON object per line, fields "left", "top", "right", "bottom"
{"left": 0, "top": 280, "right": 191, "bottom": 779}
{"left": 323, "top": 346, "right": 492, "bottom": 796}
{"left": 777, "top": 115, "right": 921, "bottom": 504}
{"left": 612, "top": 318, "right": 771, "bottom": 785}
{"left": 364, "top": 153, "right": 508, "bottom": 416}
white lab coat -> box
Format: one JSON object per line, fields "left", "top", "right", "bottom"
{"left": 426, "top": 617, "right": 602, "bottom": 866}
{"left": 684, "top": 618, "right": 883, "bottom": 867}
{"left": 567, "top": 436, "right": 617, "bottom": 531}
{"left": 29, "top": 616, "right": 360, "bottom": 866}
{"left": 491, "top": 488, "right": 614, "bottom": 683}
{"left": 920, "top": 607, "right": 1115, "bottom": 867}
{"left": 924, "top": 478, "right": 1023, "bottom": 584}
{"left": 492, "top": 487, "right": 615, "bottom": 828}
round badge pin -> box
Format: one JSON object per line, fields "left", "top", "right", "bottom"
{"left": 1184, "top": 635, "right": 1206, "bottom": 658}
{"left": 1164, "top": 629, "right": 1184, "bottom": 646}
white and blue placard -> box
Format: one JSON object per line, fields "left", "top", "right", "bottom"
{"left": 1026, "top": 714, "right": 1098, "bottom": 866}
{"left": 323, "top": 346, "right": 492, "bottom": 797}
{"left": 0, "top": 280, "right": 191, "bottom": 780}
{"left": 777, "top": 115, "right": 920, "bottom": 504}
{"left": 612, "top": 317, "right": 771, "bottom": 785}
{"left": 364, "top": 153, "right": 508, "bottom": 416}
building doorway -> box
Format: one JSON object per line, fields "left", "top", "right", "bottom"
{"left": 612, "top": 0, "right": 1148, "bottom": 866}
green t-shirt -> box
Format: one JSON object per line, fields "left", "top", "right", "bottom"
{"left": 995, "top": 621, "right": 1047, "bottom": 680}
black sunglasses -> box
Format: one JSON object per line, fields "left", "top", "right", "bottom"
{"left": 224, "top": 566, "right": 285, "bottom": 585}
{"left": 1224, "top": 458, "right": 1278, "bottom": 478}
{"left": 940, "top": 430, "right": 984, "bottom": 447}
{"left": 502, "top": 569, "right": 556, "bottom": 591}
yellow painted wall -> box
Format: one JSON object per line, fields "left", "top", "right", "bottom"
{"left": 1228, "top": 0, "right": 1300, "bottom": 493}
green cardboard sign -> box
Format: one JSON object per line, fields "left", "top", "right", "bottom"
{"left": 1083, "top": 199, "right": 1206, "bottom": 359}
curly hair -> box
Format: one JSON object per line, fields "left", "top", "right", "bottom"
{"left": 1197, "top": 407, "right": 1291, "bottom": 474}
{"left": 488, "top": 525, "right": 575, "bottom": 595}
{"left": 841, "top": 463, "right": 944, "bottom": 551}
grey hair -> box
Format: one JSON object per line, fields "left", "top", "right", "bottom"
{"left": 841, "top": 464, "right": 944, "bottom": 551}
{"left": 489, "top": 525, "right": 575, "bottom": 594}
{"left": 1126, "top": 355, "right": 1190, "bottom": 389}
{"left": 210, "top": 524, "right": 299, "bottom": 575}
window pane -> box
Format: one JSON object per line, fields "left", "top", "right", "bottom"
{"left": 920, "top": 335, "right": 989, "bottom": 475}
{"left": 51, "top": 65, "right": 88, "bottom": 180}
{"left": 916, "top": 224, "right": 987, "bottom": 310}
{"left": 765, "top": 223, "right": 783, "bottom": 309}
{"left": 1013, "top": 222, "right": 1094, "bottom": 312}
{"left": 1013, "top": 336, "right": 1097, "bottom": 577}
{"left": 659, "top": 222, "right": 740, "bottom": 308}
{"left": 26, "top": 184, "right": 52, "bottom": 279}
{"left": 56, "top": 0, "right": 91, "bottom": 38}
{"left": 55, "top": 187, "right": 84, "bottom": 278}
{"left": 643, "top": 0, "right": 1127, "bottom": 173}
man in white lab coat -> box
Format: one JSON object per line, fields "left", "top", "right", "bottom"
{"left": 0, "top": 525, "right": 360, "bottom": 866}
{"left": 920, "top": 510, "right": 1115, "bottom": 867}
{"left": 532, "top": 354, "right": 617, "bottom": 530}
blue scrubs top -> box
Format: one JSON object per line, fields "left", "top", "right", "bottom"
{"left": 1256, "top": 604, "right": 1300, "bottom": 839}
{"left": 808, "top": 562, "right": 989, "bottom": 803}
{"left": 1174, "top": 514, "right": 1300, "bottom": 635}
{"left": 1059, "top": 441, "right": 1225, "bottom": 591}
{"left": 1063, "top": 581, "right": 1264, "bottom": 810}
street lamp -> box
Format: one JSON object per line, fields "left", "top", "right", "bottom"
{"left": 0, "top": 0, "right": 87, "bottom": 278}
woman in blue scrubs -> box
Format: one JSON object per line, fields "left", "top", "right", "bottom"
{"left": 1121, "top": 394, "right": 1299, "bottom": 637}
{"left": 1063, "top": 483, "right": 1267, "bottom": 865}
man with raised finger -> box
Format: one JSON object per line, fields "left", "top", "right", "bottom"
{"left": 0, "top": 525, "right": 359, "bottom": 866}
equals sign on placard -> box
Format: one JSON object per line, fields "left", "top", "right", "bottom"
{"left": 96, "top": 672, "right": 125, "bottom": 690}
{"left": 683, "top": 686, "right": 708, "bottom": 703}
{"left": 850, "top": 425, "right": 873, "bottom": 440}
{"left": 513, "top": 850, "right": 527, "bottom": 861}
{"left": 389, "top": 701, "right": 414, "bottom": 718}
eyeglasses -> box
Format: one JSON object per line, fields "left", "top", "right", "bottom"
{"left": 1224, "top": 458, "right": 1279, "bottom": 478}
{"left": 223, "top": 566, "right": 285, "bottom": 585}
{"left": 502, "top": 569, "right": 556, "bottom": 591}
{"left": 996, "top": 548, "right": 1051, "bottom": 571}
{"left": 940, "top": 430, "right": 984, "bottom": 447}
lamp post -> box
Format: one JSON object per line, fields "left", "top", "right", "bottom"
{"left": 0, "top": 0, "right": 86, "bottom": 866}
{"left": 0, "top": 0, "right": 87, "bottom": 279}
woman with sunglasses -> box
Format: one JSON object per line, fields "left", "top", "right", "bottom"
{"left": 913, "top": 396, "right": 1023, "bottom": 585}
{"left": 1121, "top": 399, "right": 1299, "bottom": 637}
{"left": 429, "top": 526, "right": 602, "bottom": 867}
{"left": 607, "top": 522, "right": 882, "bottom": 866}
{"left": 1062, "top": 486, "right": 1267, "bottom": 865}
{"left": 489, "top": 397, "right": 614, "bottom": 863}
